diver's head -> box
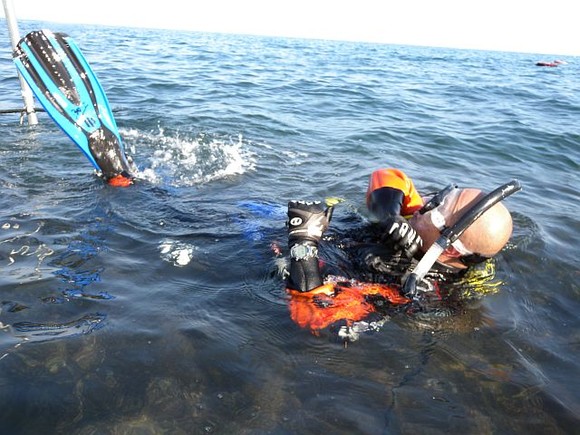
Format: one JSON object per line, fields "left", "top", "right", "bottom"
{"left": 409, "top": 187, "right": 513, "bottom": 269}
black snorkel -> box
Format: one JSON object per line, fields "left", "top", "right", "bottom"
{"left": 419, "top": 183, "right": 458, "bottom": 214}
{"left": 402, "top": 179, "right": 522, "bottom": 296}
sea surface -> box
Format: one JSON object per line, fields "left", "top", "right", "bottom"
{"left": 0, "top": 20, "right": 579, "bottom": 434}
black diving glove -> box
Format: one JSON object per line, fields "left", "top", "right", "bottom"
{"left": 287, "top": 200, "right": 333, "bottom": 245}
{"left": 381, "top": 215, "right": 423, "bottom": 258}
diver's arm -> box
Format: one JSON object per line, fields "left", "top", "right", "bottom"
{"left": 288, "top": 251, "right": 323, "bottom": 292}
{"left": 366, "top": 168, "right": 424, "bottom": 257}
{"left": 366, "top": 168, "right": 423, "bottom": 220}
{"left": 286, "top": 201, "right": 332, "bottom": 292}
{"left": 367, "top": 187, "right": 405, "bottom": 221}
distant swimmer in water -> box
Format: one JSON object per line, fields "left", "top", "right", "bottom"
{"left": 535, "top": 60, "right": 566, "bottom": 67}
{"left": 283, "top": 168, "right": 520, "bottom": 336}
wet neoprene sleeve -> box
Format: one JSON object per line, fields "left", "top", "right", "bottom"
{"left": 288, "top": 255, "right": 323, "bottom": 292}
{"left": 367, "top": 187, "right": 405, "bottom": 221}
{"left": 366, "top": 168, "right": 424, "bottom": 218}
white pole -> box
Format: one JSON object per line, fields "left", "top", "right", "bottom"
{"left": 3, "top": 0, "right": 38, "bottom": 125}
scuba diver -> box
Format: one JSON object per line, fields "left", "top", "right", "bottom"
{"left": 285, "top": 168, "right": 520, "bottom": 336}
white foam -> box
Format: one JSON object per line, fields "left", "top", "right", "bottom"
{"left": 121, "top": 128, "right": 255, "bottom": 187}
{"left": 158, "top": 239, "right": 197, "bottom": 267}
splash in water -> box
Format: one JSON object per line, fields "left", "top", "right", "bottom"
{"left": 122, "top": 127, "right": 256, "bottom": 187}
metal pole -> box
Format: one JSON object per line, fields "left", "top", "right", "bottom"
{"left": 3, "top": 0, "right": 38, "bottom": 125}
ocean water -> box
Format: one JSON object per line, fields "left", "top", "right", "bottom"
{"left": 1, "top": 20, "right": 579, "bottom": 434}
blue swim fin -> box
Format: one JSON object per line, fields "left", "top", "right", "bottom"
{"left": 13, "top": 30, "right": 134, "bottom": 183}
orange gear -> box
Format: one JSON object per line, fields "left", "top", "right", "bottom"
{"left": 107, "top": 174, "right": 134, "bottom": 187}
{"left": 366, "top": 168, "right": 423, "bottom": 216}
{"left": 287, "top": 281, "right": 410, "bottom": 332}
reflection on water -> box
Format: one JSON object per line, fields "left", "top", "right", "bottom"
{"left": 9, "top": 313, "right": 106, "bottom": 342}
{"left": 0, "top": 219, "right": 53, "bottom": 275}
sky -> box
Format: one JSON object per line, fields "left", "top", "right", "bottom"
{"left": 2, "top": 0, "right": 579, "bottom": 57}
